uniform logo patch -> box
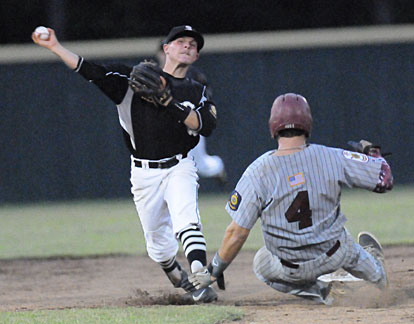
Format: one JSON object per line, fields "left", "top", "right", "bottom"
{"left": 342, "top": 150, "right": 369, "bottom": 163}
{"left": 288, "top": 172, "right": 305, "bottom": 187}
{"left": 210, "top": 105, "right": 217, "bottom": 119}
{"left": 228, "top": 190, "right": 242, "bottom": 211}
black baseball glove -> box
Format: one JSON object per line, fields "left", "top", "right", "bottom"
{"left": 128, "top": 60, "right": 173, "bottom": 106}
{"left": 347, "top": 139, "right": 391, "bottom": 158}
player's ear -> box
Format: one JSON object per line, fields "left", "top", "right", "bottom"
{"left": 163, "top": 45, "right": 168, "bottom": 55}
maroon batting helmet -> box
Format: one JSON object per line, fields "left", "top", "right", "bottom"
{"left": 268, "top": 93, "right": 313, "bottom": 138}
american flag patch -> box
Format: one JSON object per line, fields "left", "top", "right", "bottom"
{"left": 288, "top": 172, "right": 305, "bottom": 187}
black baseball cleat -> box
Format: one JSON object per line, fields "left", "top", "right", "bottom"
{"left": 293, "top": 281, "right": 333, "bottom": 305}
{"left": 320, "top": 282, "right": 333, "bottom": 302}
{"left": 358, "top": 231, "right": 388, "bottom": 289}
{"left": 177, "top": 269, "right": 196, "bottom": 293}
{"left": 181, "top": 286, "right": 218, "bottom": 304}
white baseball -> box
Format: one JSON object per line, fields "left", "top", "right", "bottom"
{"left": 34, "top": 26, "right": 50, "bottom": 40}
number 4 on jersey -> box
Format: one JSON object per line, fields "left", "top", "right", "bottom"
{"left": 285, "top": 191, "right": 313, "bottom": 229}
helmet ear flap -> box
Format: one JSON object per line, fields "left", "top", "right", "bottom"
{"left": 269, "top": 93, "right": 313, "bottom": 138}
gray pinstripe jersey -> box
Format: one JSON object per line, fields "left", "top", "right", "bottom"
{"left": 226, "top": 144, "right": 382, "bottom": 263}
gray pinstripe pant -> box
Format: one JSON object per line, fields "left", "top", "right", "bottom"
{"left": 253, "top": 229, "right": 386, "bottom": 302}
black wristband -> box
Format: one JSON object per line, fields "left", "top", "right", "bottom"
{"left": 166, "top": 99, "right": 192, "bottom": 122}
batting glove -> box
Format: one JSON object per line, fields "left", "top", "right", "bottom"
{"left": 188, "top": 268, "right": 214, "bottom": 290}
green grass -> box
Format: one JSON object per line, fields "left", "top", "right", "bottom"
{"left": 0, "top": 186, "right": 411, "bottom": 259}
{"left": 341, "top": 185, "right": 414, "bottom": 244}
{"left": 0, "top": 195, "right": 263, "bottom": 259}
{"left": 0, "top": 306, "right": 243, "bottom": 324}
{"left": 0, "top": 199, "right": 142, "bottom": 258}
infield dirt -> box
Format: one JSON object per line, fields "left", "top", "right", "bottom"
{"left": 1, "top": 246, "right": 413, "bottom": 323}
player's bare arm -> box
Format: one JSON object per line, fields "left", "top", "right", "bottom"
{"left": 183, "top": 110, "right": 200, "bottom": 130}
{"left": 218, "top": 221, "right": 250, "bottom": 264}
{"left": 32, "top": 28, "right": 79, "bottom": 70}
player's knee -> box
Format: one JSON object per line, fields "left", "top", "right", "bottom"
{"left": 253, "top": 246, "right": 271, "bottom": 277}
{"left": 147, "top": 247, "right": 177, "bottom": 263}
{"left": 253, "top": 246, "right": 281, "bottom": 281}
{"left": 145, "top": 229, "right": 178, "bottom": 262}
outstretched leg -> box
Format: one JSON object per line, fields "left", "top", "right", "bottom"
{"left": 165, "top": 158, "right": 218, "bottom": 303}
{"left": 253, "top": 246, "right": 333, "bottom": 305}
{"left": 343, "top": 232, "right": 388, "bottom": 290}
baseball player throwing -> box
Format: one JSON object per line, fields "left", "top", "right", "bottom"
{"left": 189, "top": 93, "right": 393, "bottom": 304}
{"left": 32, "top": 25, "right": 219, "bottom": 303}
{"left": 155, "top": 44, "right": 227, "bottom": 183}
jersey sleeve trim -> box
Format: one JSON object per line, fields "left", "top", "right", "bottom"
{"left": 192, "top": 108, "right": 203, "bottom": 133}
{"left": 105, "top": 71, "right": 130, "bottom": 79}
{"left": 75, "top": 59, "right": 131, "bottom": 104}
{"left": 74, "top": 56, "right": 84, "bottom": 73}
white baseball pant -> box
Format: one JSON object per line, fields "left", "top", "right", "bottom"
{"left": 130, "top": 155, "right": 201, "bottom": 263}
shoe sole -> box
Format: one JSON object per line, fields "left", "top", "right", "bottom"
{"left": 358, "top": 231, "right": 388, "bottom": 290}
{"left": 357, "top": 231, "right": 383, "bottom": 252}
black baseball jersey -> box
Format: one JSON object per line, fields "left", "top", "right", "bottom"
{"left": 186, "top": 66, "right": 213, "bottom": 98}
{"left": 75, "top": 57, "right": 217, "bottom": 160}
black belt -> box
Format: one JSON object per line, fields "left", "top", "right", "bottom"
{"left": 280, "top": 259, "right": 300, "bottom": 269}
{"left": 280, "top": 240, "right": 341, "bottom": 269}
{"left": 326, "top": 240, "right": 341, "bottom": 257}
{"left": 134, "top": 154, "right": 187, "bottom": 169}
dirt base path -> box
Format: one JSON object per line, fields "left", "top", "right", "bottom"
{"left": 1, "top": 246, "right": 413, "bottom": 323}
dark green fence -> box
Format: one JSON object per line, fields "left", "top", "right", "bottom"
{"left": 1, "top": 43, "right": 412, "bottom": 202}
